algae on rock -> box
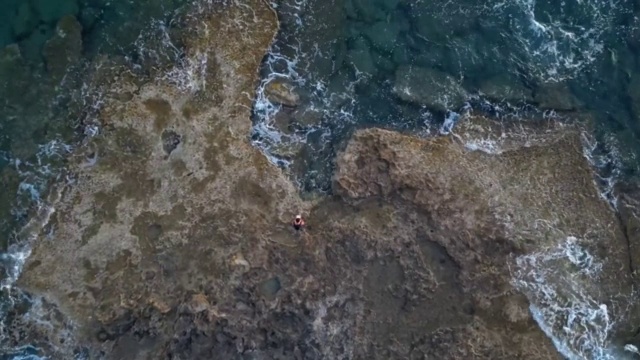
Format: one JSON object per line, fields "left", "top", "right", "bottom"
{"left": 10, "top": 1, "right": 640, "bottom": 359}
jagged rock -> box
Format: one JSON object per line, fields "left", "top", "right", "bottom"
{"left": 42, "top": 15, "right": 82, "bottom": 79}
{"left": 334, "top": 119, "right": 638, "bottom": 359}
{"left": 188, "top": 294, "right": 210, "bottom": 313}
{"left": 161, "top": 130, "right": 181, "bottom": 155}
{"left": 264, "top": 78, "right": 300, "bottom": 107}
{"left": 393, "top": 65, "right": 466, "bottom": 111}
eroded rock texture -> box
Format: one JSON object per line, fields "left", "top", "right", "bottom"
{"left": 10, "top": 0, "right": 640, "bottom": 359}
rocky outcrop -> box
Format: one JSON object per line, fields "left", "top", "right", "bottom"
{"left": 11, "top": 1, "right": 640, "bottom": 359}
{"left": 264, "top": 78, "right": 301, "bottom": 107}
{"left": 393, "top": 65, "right": 466, "bottom": 112}
{"left": 334, "top": 119, "right": 639, "bottom": 358}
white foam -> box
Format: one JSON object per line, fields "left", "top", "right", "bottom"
{"left": 462, "top": 138, "right": 503, "bottom": 154}
{"left": 164, "top": 51, "right": 209, "bottom": 93}
{"left": 485, "top": 0, "right": 629, "bottom": 82}
{"left": 512, "top": 236, "right": 634, "bottom": 359}
{"left": 580, "top": 132, "right": 624, "bottom": 210}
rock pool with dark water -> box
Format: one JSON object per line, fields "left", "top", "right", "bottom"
{"left": 2, "top": 0, "right": 640, "bottom": 358}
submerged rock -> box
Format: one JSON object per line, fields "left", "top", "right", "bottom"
{"left": 0, "top": 44, "right": 30, "bottom": 98}
{"left": 292, "top": 106, "right": 324, "bottom": 127}
{"left": 346, "top": 37, "right": 377, "bottom": 75}
{"left": 42, "top": 15, "right": 82, "bottom": 79}
{"left": 361, "top": 20, "right": 401, "bottom": 53}
{"left": 393, "top": 65, "right": 466, "bottom": 112}
{"left": 11, "top": 2, "right": 38, "bottom": 38}
{"left": 479, "top": 74, "right": 534, "bottom": 103}
{"left": 264, "top": 78, "right": 301, "bottom": 107}
{"left": 533, "top": 82, "right": 582, "bottom": 111}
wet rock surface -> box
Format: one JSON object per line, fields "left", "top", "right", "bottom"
{"left": 264, "top": 78, "right": 301, "bottom": 107}
{"left": 10, "top": 1, "right": 640, "bottom": 359}
{"left": 393, "top": 65, "right": 467, "bottom": 112}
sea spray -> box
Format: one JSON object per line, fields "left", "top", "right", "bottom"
{"left": 512, "top": 236, "right": 635, "bottom": 359}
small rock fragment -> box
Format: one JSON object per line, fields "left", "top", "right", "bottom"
{"left": 231, "top": 253, "right": 250, "bottom": 268}
{"left": 161, "top": 130, "right": 181, "bottom": 155}
{"left": 149, "top": 297, "right": 171, "bottom": 314}
{"left": 264, "top": 79, "right": 300, "bottom": 107}
{"left": 393, "top": 65, "right": 466, "bottom": 112}
{"left": 189, "top": 293, "right": 210, "bottom": 313}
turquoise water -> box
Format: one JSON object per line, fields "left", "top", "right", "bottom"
{"left": 0, "top": 0, "right": 639, "bottom": 358}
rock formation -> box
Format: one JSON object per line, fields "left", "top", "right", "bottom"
{"left": 9, "top": 0, "right": 640, "bottom": 359}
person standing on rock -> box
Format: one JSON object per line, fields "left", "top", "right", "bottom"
{"left": 292, "top": 214, "right": 305, "bottom": 231}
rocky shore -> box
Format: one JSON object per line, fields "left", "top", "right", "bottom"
{"left": 7, "top": 0, "right": 640, "bottom": 359}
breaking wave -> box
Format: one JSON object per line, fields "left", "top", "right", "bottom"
{"left": 512, "top": 236, "right": 636, "bottom": 359}
{"left": 483, "top": 0, "right": 630, "bottom": 82}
